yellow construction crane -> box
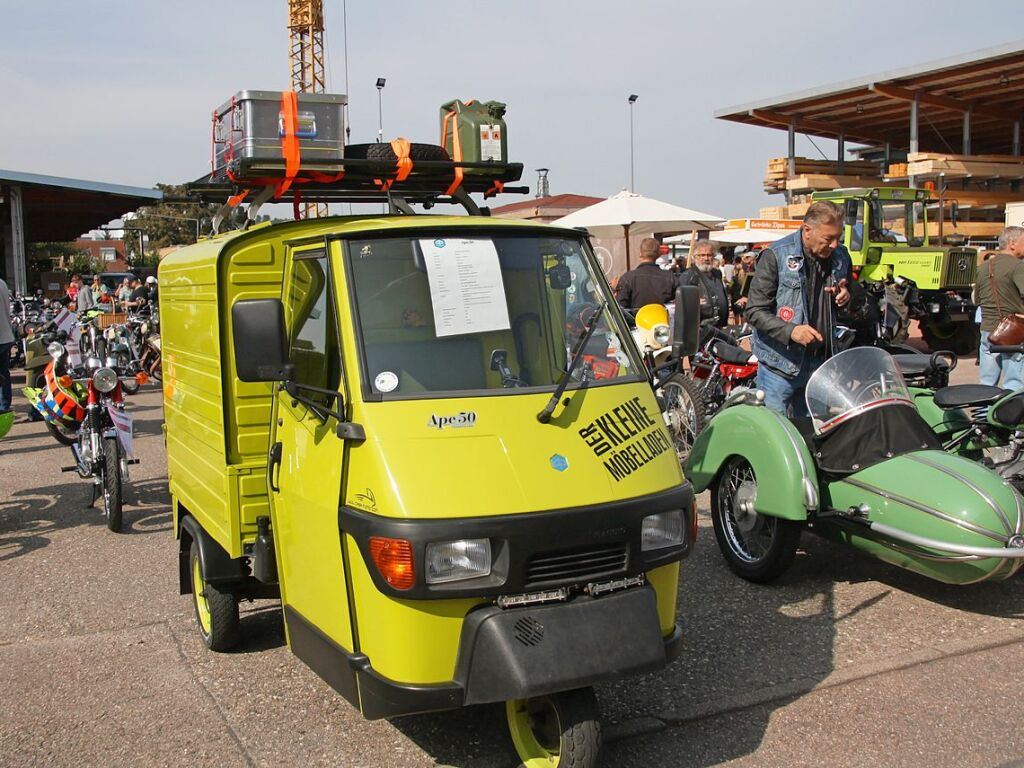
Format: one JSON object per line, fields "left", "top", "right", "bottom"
{"left": 287, "top": 0, "right": 328, "bottom": 217}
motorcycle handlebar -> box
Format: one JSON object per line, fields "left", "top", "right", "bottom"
{"left": 989, "top": 345, "right": 1024, "bottom": 354}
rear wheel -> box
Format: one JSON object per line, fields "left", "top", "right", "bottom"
{"left": 711, "top": 457, "right": 801, "bottom": 583}
{"left": 102, "top": 436, "right": 123, "bottom": 532}
{"left": 506, "top": 687, "right": 601, "bottom": 768}
{"left": 659, "top": 373, "right": 706, "bottom": 464}
{"left": 189, "top": 542, "right": 240, "bottom": 652}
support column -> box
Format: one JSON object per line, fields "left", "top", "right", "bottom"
{"left": 786, "top": 118, "right": 796, "bottom": 205}
{"left": 1014, "top": 120, "right": 1021, "bottom": 156}
{"left": 908, "top": 95, "right": 920, "bottom": 188}
{"left": 9, "top": 184, "right": 26, "bottom": 295}
{"left": 837, "top": 131, "right": 845, "bottom": 175}
{"left": 884, "top": 141, "right": 891, "bottom": 175}
{"left": 962, "top": 106, "right": 971, "bottom": 155}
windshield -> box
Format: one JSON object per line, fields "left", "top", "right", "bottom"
{"left": 347, "top": 233, "right": 641, "bottom": 397}
{"left": 805, "top": 347, "right": 912, "bottom": 435}
{"left": 876, "top": 200, "right": 926, "bottom": 246}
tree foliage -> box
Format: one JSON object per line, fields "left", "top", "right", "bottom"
{"left": 28, "top": 242, "right": 93, "bottom": 272}
{"left": 123, "top": 183, "right": 223, "bottom": 258}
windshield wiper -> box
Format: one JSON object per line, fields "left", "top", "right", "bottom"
{"left": 537, "top": 301, "right": 607, "bottom": 424}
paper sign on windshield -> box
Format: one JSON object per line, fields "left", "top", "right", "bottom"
{"left": 66, "top": 326, "right": 82, "bottom": 368}
{"left": 54, "top": 308, "right": 77, "bottom": 334}
{"left": 420, "top": 238, "right": 511, "bottom": 338}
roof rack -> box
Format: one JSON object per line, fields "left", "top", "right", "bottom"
{"left": 185, "top": 154, "right": 529, "bottom": 232}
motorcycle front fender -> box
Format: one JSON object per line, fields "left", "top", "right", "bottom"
{"left": 685, "top": 405, "right": 817, "bottom": 521}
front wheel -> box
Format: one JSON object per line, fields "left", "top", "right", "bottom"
{"left": 189, "top": 542, "right": 240, "bottom": 652}
{"left": 922, "top": 321, "right": 977, "bottom": 356}
{"left": 102, "top": 436, "right": 123, "bottom": 532}
{"left": 26, "top": 370, "right": 45, "bottom": 421}
{"left": 46, "top": 420, "right": 79, "bottom": 446}
{"left": 711, "top": 457, "right": 801, "bottom": 583}
{"left": 506, "top": 687, "right": 601, "bottom": 768}
{"left": 659, "top": 373, "right": 707, "bottom": 464}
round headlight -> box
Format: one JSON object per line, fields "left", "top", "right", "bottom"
{"left": 92, "top": 367, "right": 118, "bottom": 393}
{"left": 105, "top": 328, "right": 116, "bottom": 340}
{"left": 653, "top": 324, "right": 671, "bottom": 345}
{"left": 47, "top": 341, "right": 65, "bottom": 359}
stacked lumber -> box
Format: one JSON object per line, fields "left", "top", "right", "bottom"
{"left": 887, "top": 162, "right": 908, "bottom": 178}
{"left": 758, "top": 206, "right": 788, "bottom": 219}
{"left": 764, "top": 156, "right": 880, "bottom": 192}
{"left": 906, "top": 152, "right": 1024, "bottom": 179}
{"left": 785, "top": 174, "right": 883, "bottom": 192}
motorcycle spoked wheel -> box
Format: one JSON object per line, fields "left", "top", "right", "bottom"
{"left": 118, "top": 353, "right": 140, "bottom": 394}
{"left": 506, "top": 687, "right": 601, "bottom": 768}
{"left": 711, "top": 456, "right": 802, "bottom": 583}
{"left": 922, "top": 321, "right": 977, "bottom": 356}
{"left": 47, "top": 419, "right": 79, "bottom": 446}
{"left": 101, "top": 436, "right": 123, "bottom": 532}
{"left": 658, "top": 373, "right": 707, "bottom": 464}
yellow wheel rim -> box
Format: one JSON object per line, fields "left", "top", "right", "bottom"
{"left": 192, "top": 556, "right": 212, "bottom": 635}
{"left": 506, "top": 698, "right": 561, "bottom": 767}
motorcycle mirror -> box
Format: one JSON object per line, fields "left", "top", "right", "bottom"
{"left": 671, "top": 285, "right": 701, "bottom": 359}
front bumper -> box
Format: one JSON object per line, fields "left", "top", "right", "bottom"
{"left": 288, "top": 584, "right": 682, "bottom": 720}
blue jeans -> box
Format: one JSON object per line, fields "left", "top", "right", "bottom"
{"left": 979, "top": 331, "right": 1024, "bottom": 390}
{"left": 757, "top": 355, "right": 822, "bottom": 417}
{"left": 0, "top": 342, "right": 12, "bottom": 412}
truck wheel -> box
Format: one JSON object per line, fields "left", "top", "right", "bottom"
{"left": 189, "top": 542, "right": 240, "bottom": 652}
{"left": 102, "top": 436, "right": 123, "bottom": 532}
{"left": 506, "top": 687, "right": 601, "bottom": 768}
{"left": 923, "top": 321, "right": 978, "bottom": 356}
{"left": 711, "top": 457, "right": 801, "bottom": 583}
{"left": 659, "top": 373, "right": 706, "bottom": 464}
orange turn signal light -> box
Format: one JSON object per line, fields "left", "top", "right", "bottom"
{"left": 135, "top": 372, "right": 149, "bottom": 385}
{"left": 58, "top": 375, "right": 73, "bottom": 388}
{"left": 368, "top": 537, "right": 415, "bottom": 590}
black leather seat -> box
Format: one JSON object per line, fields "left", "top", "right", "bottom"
{"left": 709, "top": 340, "right": 753, "bottom": 365}
{"left": 893, "top": 353, "right": 935, "bottom": 380}
{"left": 933, "top": 384, "right": 1009, "bottom": 409}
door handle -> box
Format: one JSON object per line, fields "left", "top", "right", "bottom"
{"left": 268, "top": 441, "right": 282, "bottom": 493}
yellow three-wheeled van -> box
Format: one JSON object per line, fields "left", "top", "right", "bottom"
{"left": 161, "top": 213, "right": 695, "bottom": 766}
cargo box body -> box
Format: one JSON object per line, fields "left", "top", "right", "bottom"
{"left": 212, "top": 90, "right": 347, "bottom": 178}
{"left": 160, "top": 224, "right": 289, "bottom": 557}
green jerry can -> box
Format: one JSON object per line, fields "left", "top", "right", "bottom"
{"left": 440, "top": 99, "right": 508, "bottom": 171}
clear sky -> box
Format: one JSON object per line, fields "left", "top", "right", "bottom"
{"left": 1, "top": 1, "right": 1021, "bottom": 219}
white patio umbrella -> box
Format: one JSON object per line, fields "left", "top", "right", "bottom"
{"left": 552, "top": 189, "right": 724, "bottom": 269}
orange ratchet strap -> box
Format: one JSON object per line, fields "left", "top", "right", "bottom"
{"left": 485, "top": 180, "right": 504, "bottom": 198}
{"left": 276, "top": 90, "right": 301, "bottom": 198}
{"left": 375, "top": 138, "right": 413, "bottom": 192}
{"left": 442, "top": 110, "right": 464, "bottom": 196}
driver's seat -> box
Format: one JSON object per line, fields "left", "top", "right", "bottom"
{"left": 933, "top": 384, "right": 1009, "bottom": 409}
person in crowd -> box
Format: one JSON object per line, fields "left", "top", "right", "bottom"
{"left": 90, "top": 275, "right": 103, "bottom": 302}
{"left": 719, "top": 252, "right": 736, "bottom": 286}
{"left": 974, "top": 226, "right": 1024, "bottom": 389}
{"left": 124, "top": 278, "right": 149, "bottom": 311}
{"left": 145, "top": 275, "right": 159, "bottom": 304}
{"left": 730, "top": 250, "right": 757, "bottom": 322}
{"left": 615, "top": 238, "right": 679, "bottom": 309}
{"left": 746, "top": 201, "right": 851, "bottom": 416}
{"left": 66, "top": 279, "right": 78, "bottom": 302}
{"left": 71, "top": 274, "right": 95, "bottom": 312}
{"left": 679, "top": 239, "right": 729, "bottom": 328}
{"left": 116, "top": 277, "right": 132, "bottom": 305}
{"left": 0, "top": 277, "right": 14, "bottom": 414}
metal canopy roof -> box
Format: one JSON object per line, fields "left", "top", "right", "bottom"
{"left": 715, "top": 41, "right": 1024, "bottom": 154}
{"left": 0, "top": 169, "right": 162, "bottom": 242}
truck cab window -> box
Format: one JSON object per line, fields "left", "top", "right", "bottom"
{"left": 286, "top": 251, "right": 341, "bottom": 403}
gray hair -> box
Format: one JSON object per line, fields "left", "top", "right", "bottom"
{"left": 691, "top": 238, "right": 717, "bottom": 256}
{"left": 803, "top": 200, "right": 843, "bottom": 228}
{"left": 998, "top": 226, "right": 1024, "bottom": 250}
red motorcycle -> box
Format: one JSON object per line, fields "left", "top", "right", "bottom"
{"left": 689, "top": 324, "right": 758, "bottom": 418}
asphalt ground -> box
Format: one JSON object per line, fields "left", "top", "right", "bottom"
{"left": 3, "top": 353, "right": 1024, "bottom": 768}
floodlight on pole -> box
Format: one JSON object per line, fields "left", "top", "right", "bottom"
{"left": 628, "top": 94, "right": 638, "bottom": 192}
{"left": 376, "top": 77, "right": 386, "bottom": 143}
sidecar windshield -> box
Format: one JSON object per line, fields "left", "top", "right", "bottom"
{"left": 805, "top": 347, "right": 912, "bottom": 435}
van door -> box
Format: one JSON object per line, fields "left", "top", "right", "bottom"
{"left": 268, "top": 246, "right": 356, "bottom": 666}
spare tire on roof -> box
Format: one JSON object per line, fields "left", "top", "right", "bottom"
{"left": 344, "top": 142, "right": 451, "bottom": 176}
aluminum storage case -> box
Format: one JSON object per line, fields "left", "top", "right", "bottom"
{"left": 212, "top": 90, "right": 347, "bottom": 178}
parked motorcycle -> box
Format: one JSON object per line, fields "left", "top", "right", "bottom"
{"left": 23, "top": 332, "right": 140, "bottom": 531}
{"left": 686, "top": 347, "right": 1024, "bottom": 585}
{"left": 690, "top": 323, "right": 758, "bottom": 419}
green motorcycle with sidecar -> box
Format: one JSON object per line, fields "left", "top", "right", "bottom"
{"left": 686, "top": 347, "right": 1024, "bottom": 585}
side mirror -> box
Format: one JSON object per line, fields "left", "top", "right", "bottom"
{"left": 547, "top": 263, "right": 572, "bottom": 290}
{"left": 844, "top": 199, "right": 859, "bottom": 226}
{"left": 671, "top": 285, "right": 700, "bottom": 359}
{"left": 232, "top": 299, "right": 294, "bottom": 382}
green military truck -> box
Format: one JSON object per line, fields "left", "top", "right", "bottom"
{"left": 813, "top": 187, "right": 978, "bottom": 354}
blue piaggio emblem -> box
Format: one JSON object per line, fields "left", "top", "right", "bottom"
{"left": 550, "top": 454, "right": 569, "bottom": 472}
{"left": 434, "top": 239, "right": 446, "bottom": 248}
